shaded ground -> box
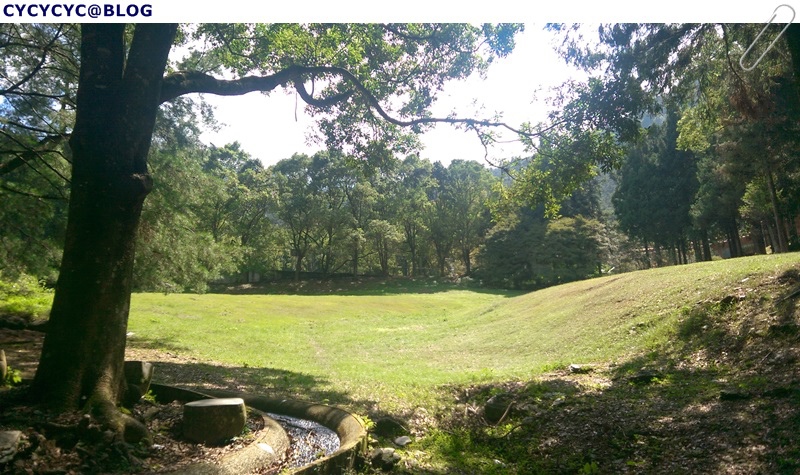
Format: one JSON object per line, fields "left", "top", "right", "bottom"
{"left": 0, "top": 328, "right": 43, "bottom": 380}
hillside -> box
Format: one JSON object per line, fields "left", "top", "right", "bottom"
{"left": 412, "top": 253, "right": 800, "bottom": 474}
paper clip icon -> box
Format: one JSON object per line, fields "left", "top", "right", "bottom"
{"left": 739, "top": 4, "right": 796, "bottom": 71}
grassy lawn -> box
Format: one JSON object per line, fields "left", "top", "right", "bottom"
{"left": 129, "top": 285, "right": 521, "bottom": 410}
{"left": 128, "top": 253, "right": 800, "bottom": 414}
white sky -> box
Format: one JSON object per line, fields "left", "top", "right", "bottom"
{"left": 179, "top": 2, "right": 780, "bottom": 167}
{"left": 197, "top": 25, "right": 584, "bottom": 167}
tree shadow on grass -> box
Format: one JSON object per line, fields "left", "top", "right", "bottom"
{"left": 417, "top": 269, "right": 800, "bottom": 474}
{"left": 134, "top": 358, "right": 377, "bottom": 413}
{"left": 127, "top": 336, "right": 192, "bottom": 354}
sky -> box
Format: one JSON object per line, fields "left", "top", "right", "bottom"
{"left": 176, "top": 2, "right": 782, "bottom": 167}
{"left": 197, "top": 25, "right": 585, "bottom": 167}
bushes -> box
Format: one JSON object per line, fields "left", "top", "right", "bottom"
{"left": 0, "top": 273, "right": 52, "bottom": 321}
{"left": 475, "top": 215, "right": 604, "bottom": 290}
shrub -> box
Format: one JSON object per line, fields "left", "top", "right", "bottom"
{"left": 0, "top": 272, "right": 53, "bottom": 320}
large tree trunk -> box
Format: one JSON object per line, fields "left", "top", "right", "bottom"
{"left": 31, "top": 24, "right": 176, "bottom": 440}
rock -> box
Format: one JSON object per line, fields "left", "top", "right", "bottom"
{"left": 370, "top": 447, "right": 401, "bottom": 471}
{"left": 183, "top": 398, "right": 247, "bottom": 445}
{"left": 484, "top": 393, "right": 514, "bottom": 424}
{"left": 257, "top": 442, "right": 275, "bottom": 454}
{"left": 0, "top": 430, "right": 22, "bottom": 464}
{"left": 393, "top": 435, "right": 412, "bottom": 447}
{"left": 373, "top": 416, "right": 406, "bottom": 438}
{"left": 569, "top": 364, "right": 593, "bottom": 374}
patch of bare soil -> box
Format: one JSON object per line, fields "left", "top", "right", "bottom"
{"left": 0, "top": 328, "right": 43, "bottom": 380}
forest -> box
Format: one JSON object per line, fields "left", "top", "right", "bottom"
{"left": 2, "top": 24, "right": 799, "bottom": 294}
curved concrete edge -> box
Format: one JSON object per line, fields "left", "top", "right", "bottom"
{"left": 149, "top": 384, "right": 368, "bottom": 474}
{"left": 148, "top": 384, "right": 289, "bottom": 475}
{"left": 198, "top": 388, "right": 369, "bottom": 474}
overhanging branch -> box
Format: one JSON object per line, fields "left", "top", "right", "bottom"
{"left": 161, "top": 64, "right": 547, "bottom": 140}
{"left": 160, "top": 65, "right": 311, "bottom": 103}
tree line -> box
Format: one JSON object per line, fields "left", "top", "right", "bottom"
{"left": 2, "top": 98, "right": 608, "bottom": 292}
{"left": 3, "top": 24, "right": 800, "bottom": 299}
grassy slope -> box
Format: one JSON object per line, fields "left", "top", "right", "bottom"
{"left": 128, "top": 253, "right": 800, "bottom": 413}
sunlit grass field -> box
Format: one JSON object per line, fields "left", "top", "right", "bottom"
{"left": 128, "top": 253, "right": 800, "bottom": 413}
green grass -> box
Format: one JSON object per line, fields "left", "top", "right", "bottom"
{"left": 128, "top": 253, "right": 800, "bottom": 414}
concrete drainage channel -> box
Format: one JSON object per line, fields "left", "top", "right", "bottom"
{"left": 149, "top": 384, "right": 368, "bottom": 474}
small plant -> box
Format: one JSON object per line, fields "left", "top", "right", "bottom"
{"left": 0, "top": 272, "right": 53, "bottom": 321}
{"left": 579, "top": 461, "right": 600, "bottom": 474}
{"left": 142, "top": 389, "right": 158, "bottom": 403}
{"left": 357, "top": 414, "right": 375, "bottom": 431}
{"left": 3, "top": 366, "right": 23, "bottom": 386}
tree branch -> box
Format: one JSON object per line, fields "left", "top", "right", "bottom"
{"left": 161, "top": 64, "right": 543, "bottom": 141}
{"left": 0, "top": 25, "right": 64, "bottom": 96}
{"left": 160, "top": 66, "right": 307, "bottom": 103}
{"left": 1, "top": 183, "right": 64, "bottom": 201}
{"left": 292, "top": 79, "right": 353, "bottom": 107}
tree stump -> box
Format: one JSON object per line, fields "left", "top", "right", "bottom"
{"left": 121, "top": 361, "right": 154, "bottom": 407}
{"left": 183, "top": 398, "right": 247, "bottom": 445}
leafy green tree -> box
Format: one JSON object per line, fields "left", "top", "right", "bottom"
{"left": 425, "top": 162, "right": 459, "bottom": 276}
{"left": 343, "top": 173, "right": 379, "bottom": 277}
{"left": 442, "top": 160, "right": 497, "bottom": 275}
{"left": 134, "top": 108, "right": 242, "bottom": 293}
{"left": 613, "top": 109, "right": 698, "bottom": 265}
{"left": 307, "top": 150, "right": 354, "bottom": 275}
{"left": 270, "top": 154, "right": 323, "bottom": 281}
{"left": 395, "top": 154, "right": 434, "bottom": 276}
{"left": 367, "top": 219, "right": 404, "bottom": 276}
{"left": 532, "top": 216, "right": 603, "bottom": 286}
{"left": 554, "top": 23, "right": 800, "bottom": 258}
{"left": 477, "top": 207, "right": 603, "bottom": 289}
{"left": 475, "top": 209, "right": 539, "bottom": 289}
